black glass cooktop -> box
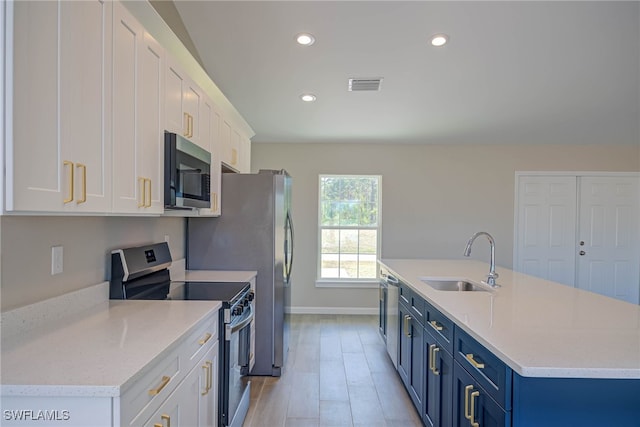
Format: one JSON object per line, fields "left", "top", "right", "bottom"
{"left": 167, "top": 281, "right": 250, "bottom": 304}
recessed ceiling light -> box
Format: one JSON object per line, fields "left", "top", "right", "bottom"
{"left": 300, "top": 93, "right": 317, "bottom": 102}
{"left": 295, "top": 33, "right": 316, "bottom": 46}
{"left": 430, "top": 34, "right": 449, "bottom": 47}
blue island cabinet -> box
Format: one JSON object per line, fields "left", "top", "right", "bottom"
{"left": 453, "top": 361, "right": 509, "bottom": 427}
{"left": 512, "top": 374, "right": 640, "bottom": 427}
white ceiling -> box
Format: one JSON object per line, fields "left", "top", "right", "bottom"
{"left": 173, "top": 1, "right": 640, "bottom": 145}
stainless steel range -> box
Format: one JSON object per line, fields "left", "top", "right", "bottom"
{"left": 110, "top": 242, "right": 254, "bottom": 427}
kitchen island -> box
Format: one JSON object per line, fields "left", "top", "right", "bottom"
{"left": 379, "top": 258, "right": 640, "bottom": 427}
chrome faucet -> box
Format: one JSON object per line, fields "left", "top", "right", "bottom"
{"left": 464, "top": 231, "right": 500, "bottom": 287}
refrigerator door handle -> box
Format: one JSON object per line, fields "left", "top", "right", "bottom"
{"left": 285, "top": 211, "right": 294, "bottom": 285}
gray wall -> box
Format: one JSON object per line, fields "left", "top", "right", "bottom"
{"left": 0, "top": 216, "right": 185, "bottom": 311}
{"left": 251, "top": 143, "right": 640, "bottom": 312}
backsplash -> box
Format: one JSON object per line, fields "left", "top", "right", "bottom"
{"left": 0, "top": 216, "right": 185, "bottom": 311}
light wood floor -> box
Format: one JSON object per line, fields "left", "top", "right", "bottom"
{"left": 242, "top": 314, "right": 423, "bottom": 427}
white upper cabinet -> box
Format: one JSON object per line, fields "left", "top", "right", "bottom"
{"left": 6, "top": 0, "right": 112, "bottom": 213}
{"left": 165, "top": 57, "right": 206, "bottom": 150}
{"left": 3, "top": 0, "right": 253, "bottom": 216}
{"left": 112, "top": 2, "right": 164, "bottom": 214}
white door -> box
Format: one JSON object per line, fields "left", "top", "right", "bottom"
{"left": 515, "top": 176, "right": 577, "bottom": 286}
{"left": 577, "top": 176, "right": 640, "bottom": 304}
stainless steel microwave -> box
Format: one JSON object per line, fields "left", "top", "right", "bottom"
{"left": 164, "top": 131, "right": 211, "bottom": 209}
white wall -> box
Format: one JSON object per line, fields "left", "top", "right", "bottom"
{"left": 0, "top": 216, "right": 185, "bottom": 311}
{"left": 252, "top": 143, "right": 640, "bottom": 312}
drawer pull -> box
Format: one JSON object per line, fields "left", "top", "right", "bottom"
{"left": 403, "top": 315, "right": 412, "bottom": 338}
{"left": 199, "top": 332, "right": 212, "bottom": 345}
{"left": 429, "top": 320, "right": 444, "bottom": 331}
{"left": 63, "top": 160, "right": 74, "bottom": 203}
{"left": 154, "top": 424, "right": 162, "bottom": 427}
{"left": 464, "top": 385, "right": 473, "bottom": 421}
{"left": 161, "top": 414, "right": 171, "bottom": 427}
{"left": 202, "top": 362, "right": 211, "bottom": 396}
{"left": 466, "top": 353, "right": 485, "bottom": 369}
{"left": 76, "top": 163, "right": 87, "bottom": 204}
{"left": 148, "top": 375, "right": 171, "bottom": 396}
{"left": 429, "top": 344, "right": 440, "bottom": 376}
{"left": 470, "top": 390, "right": 480, "bottom": 427}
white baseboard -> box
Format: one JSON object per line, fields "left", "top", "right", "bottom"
{"left": 287, "top": 306, "right": 378, "bottom": 315}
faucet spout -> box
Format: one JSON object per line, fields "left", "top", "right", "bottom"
{"left": 463, "top": 231, "right": 500, "bottom": 287}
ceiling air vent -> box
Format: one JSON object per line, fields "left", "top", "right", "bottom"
{"left": 348, "top": 78, "right": 383, "bottom": 92}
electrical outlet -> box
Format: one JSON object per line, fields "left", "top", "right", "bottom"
{"left": 51, "top": 246, "right": 63, "bottom": 275}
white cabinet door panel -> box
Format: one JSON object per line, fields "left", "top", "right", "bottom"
{"left": 112, "top": 3, "right": 140, "bottom": 212}
{"left": 8, "top": 1, "right": 61, "bottom": 211}
{"left": 59, "top": 0, "right": 111, "bottom": 212}
{"left": 139, "top": 31, "right": 165, "bottom": 213}
{"left": 515, "top": 176, "right": 577, "bottom": 287}
{"left": 577, "top": 177, "right": 640, "bottom": 304}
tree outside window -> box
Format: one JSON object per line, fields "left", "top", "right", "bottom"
{"left": 319, "top": 175, "right": 381, "bottom": 281}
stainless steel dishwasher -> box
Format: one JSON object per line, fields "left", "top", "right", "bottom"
{"left": 380, "top": 266, "right": 399, "bottom": 368}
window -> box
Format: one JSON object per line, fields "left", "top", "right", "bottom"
{"left": 318, "top": 175, "right": 381, "bottom": 286}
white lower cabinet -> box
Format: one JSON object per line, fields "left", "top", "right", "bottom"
{"left": 0, "top": 311, "right": 219, "bottom": 427}
{"left": 142, "top": 341, "right": 218, "bottom": 427}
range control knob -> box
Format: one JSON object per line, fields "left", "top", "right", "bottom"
{"left": 247, "top": 291, "right": 255, "bottom": 301}
{"left": 233, "top": 305, "right": 244, "bottom": 316}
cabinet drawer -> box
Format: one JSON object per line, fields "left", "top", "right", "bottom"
{"left": 179, "top": 311, "right": 218, "bottom": 374}
{"left": 399, "top": 281, "right": 425, "bottom": 323}
{"left": 454, "top": 327, "right": 512, "bottom": 410}
{"left": 425, "top": 302, "right": 454, "bottom": 353}
{"left": 121, "top": 347, "right": 182, "bottom": 426}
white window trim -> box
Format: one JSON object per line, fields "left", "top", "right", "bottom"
{"left": 316, "top": 174, "right": 382, "bottom": 288}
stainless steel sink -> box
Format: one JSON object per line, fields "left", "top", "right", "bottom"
{"left": 420, "top": 278, "right": 490, "bottom": 292}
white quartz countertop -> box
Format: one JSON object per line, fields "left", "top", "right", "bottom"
{"left": 379, "top": 259, "right": 640, "bottom": 379}
{"left": 1, "top": 299, "right": 221, "bottom": 397}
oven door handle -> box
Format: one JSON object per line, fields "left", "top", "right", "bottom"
{"left": 226, "top": 304, "right": 254, "bottom": 340}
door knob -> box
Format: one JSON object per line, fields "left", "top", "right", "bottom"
{"left": 579, "top": 250, "right": 586, "bottom": 256}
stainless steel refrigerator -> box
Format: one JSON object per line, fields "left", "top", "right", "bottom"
{"left": 187, "top": 170, "right": 293, "bottom": 376}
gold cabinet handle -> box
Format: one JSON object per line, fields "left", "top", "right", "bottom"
{"left": 148, "top": 375, "right": 171, "bottom": 396}
{"left": 184, "top": 112, "right": 190, "bottom": 137}
{"left": 189, "top": 114, "right": 194, "bottom": 138}
{"left": 201, "top": 362, "right": 210, "bottom": 396}
{"left": 206, "top": 360, "right": 213, "bottom": 392}
{"left": 138, "top": 177, "right": 146, "bottom": 208}
{"left": 154, "top": 424, "right": 162, "bottom": 427}
{"left": 403, "top": 315, "right": 412, "bottom": 338}
{"left": 161, "top": 414, "right": 171, "bottom": 427}
{"left": 470, "top": 390, "right": 480, "bottom": 427}
{"left": 464, "top": 384, "right": 473, "bottom": 421}
{"left": 212, "top": 192, "right": 218, "bottom": 212}
{"left": 429, "top": 320, "right": 443, "bottom": 332}
{"left": 466, "top": 353, "right": 485, "bottom": 369}
{"left": 198, "top": 332, "right": 212, "bottom": 345}
{"left": 145, "top": 178, "right": 152, "bottom": 207}
{"left": 63, "top": 160, "right": 74, "bottom": 203}
{"left": 75, "top": 163, "right": 86, "bottom": 204}
{"left": 231, "top": 148, "right": 237, "bottom": 165}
